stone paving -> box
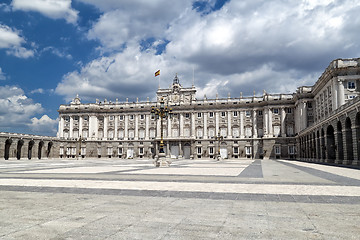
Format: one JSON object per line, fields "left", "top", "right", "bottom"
{"left": 0, "top": 158, "right": 359, "bottom": 239}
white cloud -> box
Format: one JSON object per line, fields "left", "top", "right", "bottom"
{"left": 85, "top": 0, "right": 193, "bottom": 51}
{"left": 30, "top": 88, "right": 44, "bottom": 94}
{"left": 28, "top": 115, "right": 58, "bottom": 135}
{"left": 6, "top": 46, "right": 35, "bottom": 58}
{"left": 56, "top": 0, "right": 360, "bottom": 103}
{"left": 0, "top": 85, "right": 44, "bottom": 129}
{"left": 0, "top": 24, "right": 24, "bottom": 48}
{"left": 55, "top": 43, "right": 166, "bottom": 101}
{"left": 11, "top": 0, "right": 78, "bottom": 24}
{"left": 0, "top": 24, "right": 35, "bottom": 58}
{"left": 42, "top": 46, "right": 72, "bottom": 59}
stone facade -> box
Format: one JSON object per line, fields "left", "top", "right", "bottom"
{"left": 1, "top": 58, "right": 360, "bottom": 165}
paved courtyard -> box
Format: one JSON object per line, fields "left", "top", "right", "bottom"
{"left": 0, "top": 158, "right": 359, "bottom": 239}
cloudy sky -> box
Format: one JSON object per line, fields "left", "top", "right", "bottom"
{"left": 1, "top": 0, "right": 360, "bottom": 136}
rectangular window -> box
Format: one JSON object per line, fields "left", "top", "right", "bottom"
{"left": 197, "top": 147, "right": 202, "bottom": 154}
{"left": 118, "top": 147, "right": 123, "bottom": 155}
{"left": 197, "top": 113, "right": 202, "bottom": 118}
{"left": 109, "top": 116, "right": 114, "bottom": 121}
{"left": 81, "top": 147, "right": 86, "bottom": 155}
{"left": 129, "top": 115, "right": 134, "bottom": 120}
{"left": 307, "top": 102, "right": 312, "bottom": 108}
{"left": 221, "top": 112, "right": 226, "bottom": 117}
{"left": 348, "top": 81, "right": 356, "bottom": 89}
{"left": 83, "top": 116, "right": 88, "bottom": 121}
{"left": 209, "top": 147, "right": 214, "bottom": 154}
{"left": 107, "top": 147, "right": 113, "bottom": 155}
{"left": 185, "top": 113, "right": 190, "bottom": 118}
{"left": 233, "top": 147, "right": 239, "bottom": 154}
{"left": 288, "top": 146, "right": 295, "bottom": 154}
{"left": 275, "top": 146, "right": 281, "bottom": 154}
{"left": 119, "top": 115, "right": 124, "bottom": 121}
{"left": 209, "top": 112, "right": 214, "bottom": 118}
{"left": 74, "top": 116, "right": 79, "bottom": 121}
{"left": 273, "top": 109, "right": 279, "bottom": 114}
{"left": 64, "top": 116, "right": 70, "bottom": 122}
{"left": 287, "top": 108, "right": 292, "bottom": 113}
{"left": 233, "top": 111, "right": 238, "bottom": 117}
{"left": 258, "top": 110, "right": 263, "bottom": 116}
{"left": 245, "top": 146, "right": 252, "bottom": 155}
{"left": 139, "top": 148, "right": 144, "bottom": 154}
{"left": 245, "top": 110, "right": 251, "bottom": 117}
{"left": 140, "top": 114, "right": 145, "bottom": 120}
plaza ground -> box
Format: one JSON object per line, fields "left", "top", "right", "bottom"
{"left": 0, "top": 158, "right": 359, "bottom": 239}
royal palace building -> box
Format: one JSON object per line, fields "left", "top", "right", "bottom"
{"left": 1, "top": 58, "right": 360, "bottom": 166}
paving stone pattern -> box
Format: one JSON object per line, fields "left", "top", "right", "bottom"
{"left": 0, "top": 158, "right": 359, "bottom": 239}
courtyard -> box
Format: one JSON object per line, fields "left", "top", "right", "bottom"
{"left": 0, "top": 158, "right": 359, "bottom": 239}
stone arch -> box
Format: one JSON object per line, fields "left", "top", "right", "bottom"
{"left": 355, "top": 112, "right": 360, "bottom": 161}
{"left": 28, "top": 140, "right": 35, "bottom": 159}
{"left": 47, "top": 142, "right": 53, "bottom": 158}
{"left": 38, "top": 141, "right": 44, "bottom": 159}
{"left": 16, "top": 139, "right": 24, "bottom": 160}
{"left": 4, "top": 139, "right": 12, "bottom": 160}
{"left": 326, "top": 125, "right": 336, "bottom": 162}
{"left": 337, "top": 121, "right": 344, "bottom": 161}
{"left": 345, "top": 117, "right": 354, "bottom": 163}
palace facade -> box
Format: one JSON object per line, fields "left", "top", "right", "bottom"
{"left": 1, "top": 58, "right": 360, "bottom": 166}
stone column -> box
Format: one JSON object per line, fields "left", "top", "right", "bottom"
{"left": 166, "top": 141, "right": 170, "bottom": 157}
{"left": 268, "top": 109, "right": 273, "bottom": 137}
{"left": 180, "top": 113, "right": 184, "bottom": 137}
{"left": 168, "top": 117, "right": 171, "bottom": 138}
{"left": 79, "top": 116, "right": 83, "bottom": 138}
{"left": 352, "top": 126, "right": 359, "bottom": 165}
{"left": 240, "top": 111, "right": 244, "bottom": 138}
{"left": 69, "top": 116, "right": 74, "bottom": 138}
{"left": 252, "top": 110, "right": 257, "bottom": 138}
{"left": 114, "top": 115, "right": 118, "bottom": 140}
{"left": 89, "top": 115, "right": 98, "bottom": 139}
{"left": 145, "top": 115, "right": 149, "bottom": 140}
{"left": 281, "top": 108, "right": 286, "bottom": 137}
{"left": 135, "top": 114, "right": 139, "bottom": 140}
{"left": 104, "top": 116, "right": 108, "bottom": 140}
{"left": 264, "top": 108, "right": 269, "bottom": 137}
{"left": 203, "top": 112, "right": 208, "bottom": 139}
{"left": 191, "top": 113, "right": 196, "bottom": 137}
{"left": 60, "top": 116, "right": 64, "bottom": 138}
{"left": 338, "top": 80, "right": 345, "bottom": 107}
{"left": 302, "top": 101, "right": 307, "bottom": 130}
{"left": 124, "top": 115, "right": 129, "bottom": 140}
{"left": 227, "top": 111, "right": 232, "bottom": 138}
{"left": 332, "top": 77, "right": 338, "bottom": 110}
{"left": 179, "top": 142, "right": 183, "bottom": 158}
{"left": 215, "top": 112, "right": 219, "bottom": 136}
{"left": 156, "top": 116, "right": 161, "bottom": 138}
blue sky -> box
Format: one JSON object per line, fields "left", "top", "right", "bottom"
{"left": 0, "top": 0, "right": 360, "bottom": 136}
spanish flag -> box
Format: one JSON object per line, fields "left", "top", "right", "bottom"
{"left": 155, "top": 70, "right": 160, "bottom": 77}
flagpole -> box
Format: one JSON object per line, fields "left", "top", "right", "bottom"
{"left": 158, "top": 73, "right": 160, "bottom": 89}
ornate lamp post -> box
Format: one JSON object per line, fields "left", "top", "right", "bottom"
{"left": 151, "top": 97, "right": 173, "bottom": 167}
{"left": 215, "top": 131, "right": 223, "bottom": 161}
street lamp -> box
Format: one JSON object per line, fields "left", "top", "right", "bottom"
{"left": 151, "top": 97, "right": 173, "bottom": 166}
{"left": 215, "top": 131, "right": 223, "bottom": 161}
